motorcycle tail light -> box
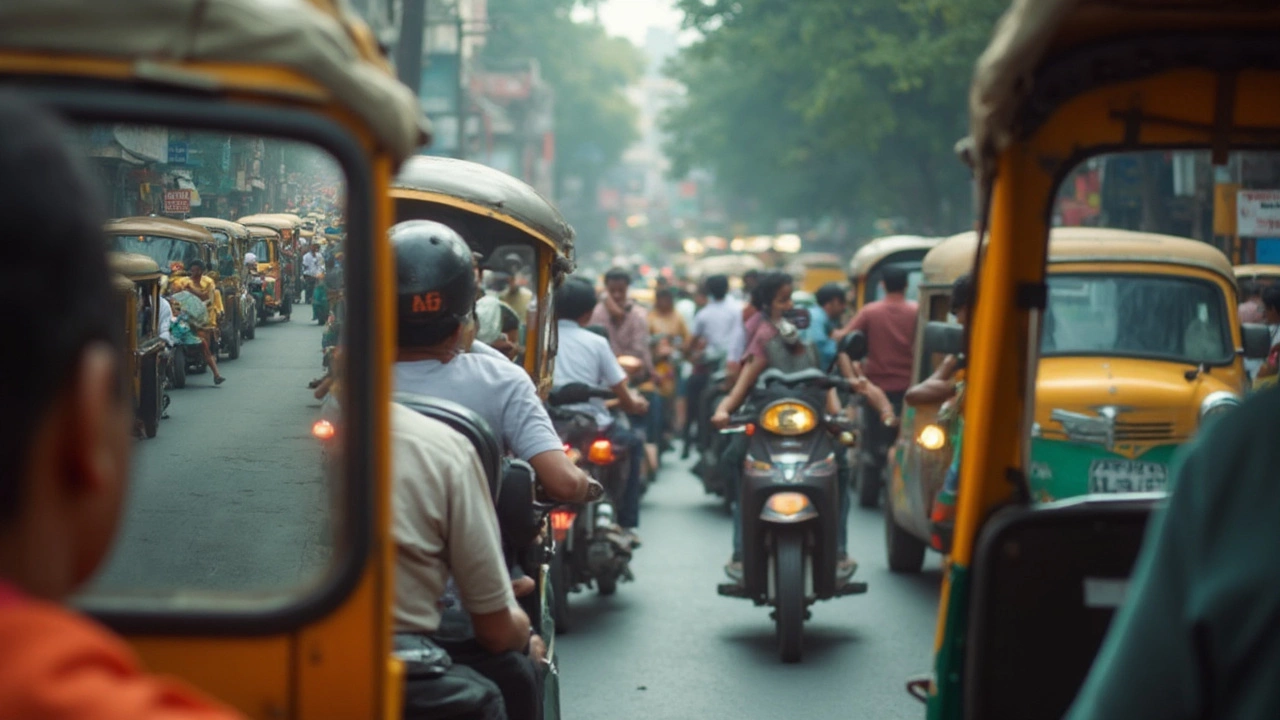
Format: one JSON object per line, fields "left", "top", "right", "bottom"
{"left": 564, "top": 444, "right": 583, "bottom": 465}
{"left": 311, "top": 419, "right": 335, "bottom": 441}
{"left": 550, "top": 509, "right": 576, "bottom": 542}
{"left": 588, "top": 439, "right": 615, "bottom": 465}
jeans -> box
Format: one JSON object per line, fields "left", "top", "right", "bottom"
{"left": 682, "top": 372, "right": 710, "bottom": 447}
{"left": 433, "top": 637, "right": 540, "bottom": 720}
{"left": 628, "top": 390, "right": 663, "bottom": 445}
{"left": 303, "top": 274, "right": 317, "bottom": 303}
{"left": 725, "top": 434, "right": 852, "bottom": 558}
{"left": 606, "top": 422, "right": 645, "bottom": 528}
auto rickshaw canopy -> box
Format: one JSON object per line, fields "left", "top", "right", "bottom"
{"left": 1234, "top": 264, "right": 1280, "bottom": 282}
{"left": 104, "top": 217, "right": 216, "bottom": 246}
{"left": 686, "top": 253, "right": 766, "bottom": 280}
{"left": 848, "top": 235, "right": 940, "bottom": 278}
{"left": 238, "top": 214, "right": 302, "bottom": 232}
{"left": 0, "top": 0, "right": 428, "bottom": 159}
{"left": 108, "top": 251, "right": 163, "bottom": 283}
{"left": 391, "top": 156, "right": 575, "bottom": 262}
{"left": 187, "top": 217, "right": 252, "bottom": 242}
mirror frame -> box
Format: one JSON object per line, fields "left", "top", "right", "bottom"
{"left": 14, "top": 80, "right": 376, "bottom": 636}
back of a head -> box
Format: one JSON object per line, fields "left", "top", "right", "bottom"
{"left": 1264, "top": 285, "right": 1280, "bottom": 314}
{"left": 0, "top": 95, "right": 120, "bottom": 523}
{"left": 815, "top": 282, "right": 846, "bottom": 307}
{"left": 1240, "top": 279, "right": 1258, "bottom": 301}
{"left": 705, "top": 274, "right": 729, "bottom": 300}
{"left": 554, "top": 277, "right": 598, "bottom": 321}
{"left": 391, "top": 220, "right": 477, "bottom": 349}
{"left": 882, "top": 265, "right": 909, "bottom": 294}
{"left": 750, "top": 271, "right": 793, "bottom": 312}
{"left": 952, "top": 274, "right": 973, "bottom": 312}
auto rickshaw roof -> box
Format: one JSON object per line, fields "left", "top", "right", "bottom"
{"left": 186, "top": 217, "right": 251, "bottom": 240}
{"left": 391, "top": 156, "right": 574, "bottom": 257}
{"left": 686, "top": 253, "right": 767, "bottom": 280}
{"left": 238, "top": 214, "right": 300, "bottom": 231}
{"left": 924, "top": 227, "right": 1236, "bottom": 286}
{"left": 104, "top": 217, "right": 216, "bottom": 245}
{"left": 968, "top": 0, "right": 1280, "bottom": 179}
{"left": 109, "top": 272, "right": 136, "bottom": 294}
{"left": 787, "top": 252, "right": 844, "bottom": 269}
{"left": 245, "top": 225, "right": 280, "bottom": 239}
{"left": 1234, "top": 264, "right": 1280, "bottom": 280}
{"left": 849, "top": 236, "right": 941, "bottom": 276}
{"left": 108, "top": 251, "right": 162, "bottom": 280}
{"left": 0, "top": 0, "right": 429, "bottom": 160}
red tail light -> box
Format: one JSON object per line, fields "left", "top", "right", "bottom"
{"left": 311, "top": 419, "right": 335, "bottom": 440}
{"left": 550, "top": 509, "right": 576, "bottom": 542}
{"left": 588, "top": 438, "right": 615, "bottom": 465}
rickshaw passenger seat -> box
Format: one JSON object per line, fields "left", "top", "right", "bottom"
{"left": 964, "top": 494, "right": 1159, "bottom": 720}
{"left": 394, "top": 392, "right": 502, "bottom": 503}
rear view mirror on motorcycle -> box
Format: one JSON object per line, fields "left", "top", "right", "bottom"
{"left": 840, "top": 330, "right": 869, "bottom": 361}
{"left": 923, "top": 320, "right": 964, "bottom": 359}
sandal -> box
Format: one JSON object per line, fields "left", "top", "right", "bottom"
{"left": 214, "top": 375, "right": 226, "bottom": 385}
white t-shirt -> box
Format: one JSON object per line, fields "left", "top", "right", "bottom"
{"left": 394, "top": 353, "right": 562, "bottom": 461}
{"left": 302, "top": 251, "right": 322, "bottom": 278}
{"left": 469, "top": 338, "right": 509, "bottom": 361}
{"left": 552, "top": 319, "right": 627, "bottom": 428}
{"left": 391, "top": 403, "right": 514, "bottom": 633}
{"left": 694, "top": 297, "right": 743, "bottom": 355}
{"left": 157, "top": 296, "right": 173, "bottom": 345}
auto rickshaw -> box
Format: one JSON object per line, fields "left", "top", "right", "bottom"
{"left": 240, "top": 213, "right": 304, "bottom": 305}
{"left": 784, "top": 252, "right": 846, "bottom": 294}
{"left": 1235, "top": 263, "right": 1280, "bottom": 293}
{"left": 886, "top": 227, "right": 1263, "bottom": 574}
{"left": 188, "top": 216, "right": 258, "bottom": 344}
{"left": 0, "top": 0, "right": 429, "bottom": 717}
{"left": 847, "top": 235, "right": 940, "bottom": 312}
{"left": 108, "top": 252, "right": 166, "bottom": 439}
{"left": 245, "top": 224, "right": 292, "bottom": 322}
{"left": 391, "top": 155, "right": 576, "bottom": 396}
{"left": 924, "top": 2, "right": 1280, "bottom": 718}
{"left": 102, "top": 216, "right": 232, "bottom": 358}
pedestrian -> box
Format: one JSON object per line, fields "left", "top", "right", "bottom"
{"left": 301, "top": 243, "right": 322, "bottom": 304}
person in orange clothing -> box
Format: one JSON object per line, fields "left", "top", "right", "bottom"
{"left": 0, "top": 94, "right": 241, "bottom": 720}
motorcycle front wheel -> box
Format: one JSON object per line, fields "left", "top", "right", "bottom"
{"left": 774, "top": 529, "right": 805, "bottom": 663}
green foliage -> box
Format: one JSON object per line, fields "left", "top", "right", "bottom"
{"left": 482, "top": 0, "right": 644, "bottom": 191}
{"left": 662, "top": 0, "right": 1008, "bottom": 236}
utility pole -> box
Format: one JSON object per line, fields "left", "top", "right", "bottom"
{"left": 455, "top": 9, "right": 466, "bottom": 160}
{"left": 396, "top": 0, "right": 426, "bottom": 94}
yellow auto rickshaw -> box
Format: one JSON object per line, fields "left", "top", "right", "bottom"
{"left": 1235, "top": 263, "right": 1280, "bottom": 294}
{"left": 784, "top": 252, "right": 846, "bottom": 294}
{"left": 239, "top": 213, "right": 304, "bottom": 307}
{"left": 847, "top": 235, "right": 940, "bottom": 312}
{"left": 244, "top": 224, "right": 291, "bottom": 322}
{"left": 390, "top": 155, "right": 575, "bottom": 395}
{"left": 108, "top": 252, "right": 166, "bottom": 439}
{"left": 925, "top": 2, "right": 1280, "bottom": 718}
{"left": 0, "top": 0, "right": 429, "bottom": 716}
{"left": 188, "top": 217, "right": 258, "bottom": 344}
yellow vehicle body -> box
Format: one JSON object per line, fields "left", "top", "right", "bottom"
{"left": 108, "top": 252, "right": 166, "bottom": 439}
{"left": 0, "top": 0, "right": 428, "bottom": 717}
{"left": 188, "top": 217, "right": 257, "bottom": 342}
{"left": 847, "top": 235, "right": 940, "bottom": 311}
{"left": 928, "top": 1, "right": 1280, "bottom": 717}
{"left": 785, "top": 252, "right": 846, "bottom": 294}
{"left": 1235, "top": 263, "right": 1280, "bottom": 289}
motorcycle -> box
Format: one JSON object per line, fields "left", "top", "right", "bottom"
{"left": 716, "top": 332, "right": 870, "bottom": 663}
{"left": 692, "top": 349, "right": 732, "bottom": 507}
{"left": 545, "top": 383, "right": 636, "bottom": 632}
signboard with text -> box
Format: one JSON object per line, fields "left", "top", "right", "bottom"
{"left": 1237, "top": 189, "right": 1280, "bottom": 237}
{"left": 163, "top": 189, "right": 192, "bottom": 214}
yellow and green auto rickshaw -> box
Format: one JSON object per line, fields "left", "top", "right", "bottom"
{"left": 920, "top": 2, "right": 1280, "bottom": 718}
{"left": 188, "top": 216, "right": 258, "bottom": 344}
{"left": 847, "top": 235, "right": 941, "bottom": 312}
{"left": 0, "top": 0, "right": 432, "bottom": 716}
{"left": 244, "top": 224, "right": 291, "bottom": 323}
{"left": 887, "top": 227, "right": 1265, "bottom": 574}
{"left": 108, "top": 252, "right": 166, "bottom": 439}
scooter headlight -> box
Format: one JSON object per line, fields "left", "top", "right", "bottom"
{"left": 765, "top": 492, "right": 811, "bottom": 517}
{"left": 760, "top": 401, "right": 817, "bottom": 436}
{"left": 917, "top": 424, "right": 947, "bottom": 451}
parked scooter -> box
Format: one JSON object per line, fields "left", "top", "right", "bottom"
{"left": 716, "top": 333, "right": 870, "bottom": 663}
{"left": 545, "top": 383, "right": 636, "bottom": 632}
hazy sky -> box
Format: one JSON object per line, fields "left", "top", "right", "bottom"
{"left": 575, "top": 0, "right": 685, "bottom": 47}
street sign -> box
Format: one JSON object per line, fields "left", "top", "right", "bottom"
{"left": 168, "top": 141, "right": 188, "bottom": 165}
{"left": 163, "top": 189, "right": 192, "bottom": 214}
{"left": 1237, "top": 189, "right": 1280, "bottom": 237}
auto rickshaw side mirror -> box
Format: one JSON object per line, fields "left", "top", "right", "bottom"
{"left": 924, "top": 320, "right": 965, "bottom": 357}
{"left": 1242, "top": 323, "right": 1271, "bottom": 359}
{"left": 840, "top": 330, "right": 868, "bottom": 361}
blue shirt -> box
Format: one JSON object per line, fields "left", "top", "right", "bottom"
{"left": 805, "top": 306, "right": 838, "bottom": 368}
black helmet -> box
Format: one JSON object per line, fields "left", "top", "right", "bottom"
{"left": 392, "top": 220, "right": 476, "bottom": 347}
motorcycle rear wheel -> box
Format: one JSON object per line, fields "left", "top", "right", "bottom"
{"left": 775, "top": 530, "right": 805, "bottom": 663}
{"left": 597, "top": 573, "right": 618, "bottom": 596}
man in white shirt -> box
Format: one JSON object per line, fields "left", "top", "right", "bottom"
{"left": 553, "top": 278, "right": 650, "bottom": 543}
{"left": 685, "top": 274, "right": 741, "bottom": 455}
{"left": 389, "top": 220, "right": 599, "bottom": 507}
{"left": 300, "top": 243, "right": 322, "bottom": 304}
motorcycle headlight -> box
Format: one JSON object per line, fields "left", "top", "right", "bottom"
{"left": 1199, "top": 391, "right": 1240, "bottom": 427}
{"left": 917, "top": 424, "right": 947, "bottom": 451}
{"left": 760, "top": 401, "right": 817, "bottom": 436}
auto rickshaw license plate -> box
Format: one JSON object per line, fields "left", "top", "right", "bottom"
{"left": 1088, "top": 459, "right": 1167, "bottom": 494}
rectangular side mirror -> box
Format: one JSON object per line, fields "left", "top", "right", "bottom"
{"left": 1242, "top": 323, "right": 1271, "bottom": 360}
{"left": 924, "top": 321, "right": 965, "bottom": 357}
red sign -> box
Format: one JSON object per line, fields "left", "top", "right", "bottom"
{"left": 163, "top": 189, "right": 192, "bottom": 214}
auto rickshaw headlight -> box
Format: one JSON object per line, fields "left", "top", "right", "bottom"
{"left": 760, "top": 402, "right": 817, "bottom": 436}
{"left": 917, "top": 423, "right": 947, "bottom": 451}
{"left": 1199, "top": 391, "right": 1240, "bottom": 427}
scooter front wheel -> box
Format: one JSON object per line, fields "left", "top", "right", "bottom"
{"left": 775, "top": 529, "right": 805, "bottom": 663}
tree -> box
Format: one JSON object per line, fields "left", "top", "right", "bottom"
{"left": 662, "top": 0, "right": 1006, "bottom": 237}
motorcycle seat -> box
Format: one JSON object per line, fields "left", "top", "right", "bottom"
{"left": 394, "top": 392, "right": 502, "bottom": 503}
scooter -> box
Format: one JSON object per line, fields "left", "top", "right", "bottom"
{"left": 693, "top": 352, "right": 732, "bottom": 507}
{"left": 716, "top": 333, "right": 869, "bottom": 663}
{"left": 545, "top": 383, "right": 636, "bottom": 632}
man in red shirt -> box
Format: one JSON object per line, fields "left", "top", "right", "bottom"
{"left": 0, "top": 96, "right": 241, "bottom": 719}
{"left": 835, "top": 265, "right": 918, "bottom": 506}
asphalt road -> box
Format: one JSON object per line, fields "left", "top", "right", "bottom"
{"left": 557, "top": 458, "right": 944, "bottom": 720}
{"left": 85, "top": 311, "right": 333, "bottom": 600}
